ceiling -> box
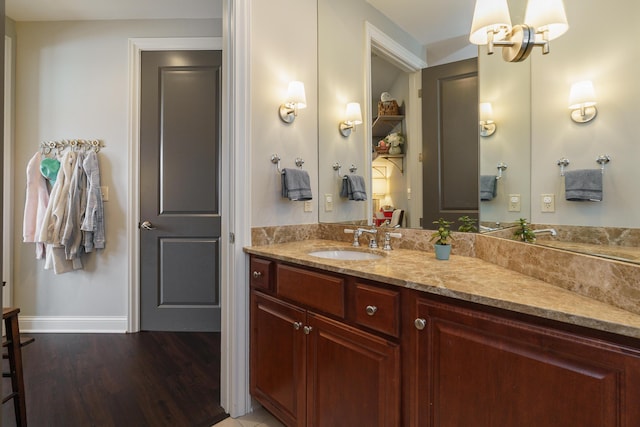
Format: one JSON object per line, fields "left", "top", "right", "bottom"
{"left": 6, "top": 0, "right": 222, "bottom": 21}
{"left": 6, "top": 0, "right": 473, "bottom": 47}
{"left": 366, "top": 0, "right": 475, "bottom": 46}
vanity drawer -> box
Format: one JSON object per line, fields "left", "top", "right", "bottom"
{"left": 353, "top": 282, "right": 400, "bottom": 338}
{"left": 250, "top": 257, "right": 273, "bottom": 291}
{"left": 277, "top": 264, "right": 345, "bottom": 318}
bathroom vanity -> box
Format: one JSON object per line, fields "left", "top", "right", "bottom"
{"left": 246, "top": 240, "right": 640, "bottom": 427}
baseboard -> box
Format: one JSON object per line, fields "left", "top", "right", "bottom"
{"left": 18, "top": 316, "right": 128, "bottom": 333}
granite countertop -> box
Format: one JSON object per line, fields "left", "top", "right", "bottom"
{"left": 245, "top": 239, "right": 640, "bottom": 340}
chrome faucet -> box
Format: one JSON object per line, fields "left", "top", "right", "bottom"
{"left": 358, "top": 228, "right": 379, "bottom": 248}
{"left": 382, "top": 232, "right": 402, "bottom": 250}
{"left": 533, "top": 228, "right": 557, "bottom": 236}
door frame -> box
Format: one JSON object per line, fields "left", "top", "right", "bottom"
{"left": 127, "top": 36, "right": 222, "bottom": 331}
{"left": 127, "top": 22, "right": 252, "bottom": 415}
{"left": 364, "top": 22, "right": 427, "bottom": 226}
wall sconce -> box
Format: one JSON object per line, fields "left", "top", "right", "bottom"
{"left": 479, "top": 102, "right": 497, "bottom": 137}
{"left": 569, "top": 80, "right": 597, "bottom": 123}
{"left": 279, "top": 81, "right": 307, "bottom": 123}
{"left": 469, "top": 0, "right": 568, "bottom": 62}
{"left": 339, "top": 102, "right": 363, "bottom": 137}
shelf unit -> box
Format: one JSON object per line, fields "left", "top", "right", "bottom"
{"left": 372, "top": 115, "right": 404, "bottom": 138}
{"left": 372, "top": 115, "right": 405, "bottom": 173}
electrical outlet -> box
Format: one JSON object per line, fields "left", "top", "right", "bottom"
{"left": 324, "top": 194, "right": 333, "bottom": 212}
{"left": 508, "top": 194, "right": 521, "bottom": 212}
{"left": 304, "top": 201, "right": 313, "bottom": 212}
{"left": 541, "top": 193, "right": 555, "bottom": 212}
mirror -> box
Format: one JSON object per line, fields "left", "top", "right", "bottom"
{"left": 318, "top": 0, "right": 640, "bottom": 263}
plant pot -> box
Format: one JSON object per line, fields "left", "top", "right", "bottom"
{"left": 434, "top": 244, "right": 451, "bottom": 260}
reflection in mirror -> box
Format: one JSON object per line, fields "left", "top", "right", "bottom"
{"left": 318, "top": 0, "right": 640, "bottom": 263}
{"left": 317, "top": 0, "right": 424, "bottom": 226}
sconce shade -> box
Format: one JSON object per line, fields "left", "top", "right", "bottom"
{"left": 569, "top": 80, "right": 597, "bottom": 123}
{"left": 279, "top": 81, "right": 306, "bottom": 123}
{"left": 345, "top": 102, "right": 363, "bottom": 125}
{"left": 469, "top": 0, "right": 512, "bottom": 45}
{"left": 569, "top": 81, "right": 596, "bottom": 109}
{"left": 479, "top": 102, "right": 496, "bottom": 136}
{"left": 470, "top": 0, "right": 568, "bottom": 61}
{"left": 479, "top": 102, "right": 494, "bottom": 122}
{"left": 286, "top": 81, "right": 307, "bottom": 109}
{"left": 524, "top": 0, "right": 568, "bottom": 41}
{"left": 339, "top": 102, "right": 363, "bottom": 136}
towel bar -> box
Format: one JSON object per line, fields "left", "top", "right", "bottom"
{"left": 271, "top": 154, "right": 304, "bottom": 175}
{"left": 333, "top": 162, "right": 357, "bottom": 179}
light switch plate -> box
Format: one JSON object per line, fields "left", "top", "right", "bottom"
{"left": 304, "top": 201, "right": 313, "bottom": 212}
{"left": 508, "top": 194, "right": 521, "bottom": 212}
{"left": 541, "top": 193, "right": 555, "bottom": 212}
{"left": 324, "top": 194, "right": 333, "bottom": 212}
{"left": 100, "top": 186, "right": 109, "bottom": 202}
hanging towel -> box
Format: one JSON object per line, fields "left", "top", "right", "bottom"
{"left": 340, "top": 175, "right": 367, "bottom": 201}
{"left": 564, "top": 169, "right": 603, "bottom": 201}
{"left": 281, "top": 168, "right": 313, "bottom": 201}
{"left": 480, "top": 175, "right": 498, "bottom": 201}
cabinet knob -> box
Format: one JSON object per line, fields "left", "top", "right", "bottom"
{"left": 414, "top": 318, "right": 427, "bottom": 330}
{"left": 303, "top": 326, "right": 313, "bottom": 335}
{"left": 293, "top": 321, "right": 302, "bottom": 330}
{"left": 365, "top": 305, "right": 378, "bottom": 316}
{"left": 252, "top": 271, "right": 262, "bottom": 279}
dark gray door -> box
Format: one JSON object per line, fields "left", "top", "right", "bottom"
{"left": 140, "top": 50, "right": 222, "bottom": 331}
{"left": 422, "top": 57, "right": 479, "bottom": 226}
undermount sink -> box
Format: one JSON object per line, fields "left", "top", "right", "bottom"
{"left": 308, "top": 250, "right": 384, "bottom": 261}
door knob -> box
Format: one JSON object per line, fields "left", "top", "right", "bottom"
{"left": 140, "top": 221, "right": 156, "bottom": 230}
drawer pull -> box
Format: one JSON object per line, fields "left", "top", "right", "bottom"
{"left": 365, "top": 305, "right": 378, "bottom": 316}
{"left": 414, "top": 318, "right": 427, "bottom": 330}
{"left": 303, "top": 326, "right": 313, "bottom": 335}
{"left": 293, "top": 321, "right": 302, "bottom": 330}
{"left": 252, "top": 271, "right": 263, "bottom": 279}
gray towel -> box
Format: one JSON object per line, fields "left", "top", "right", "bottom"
{"left": 340, "top": 175, "right": 367, "bottom": 201}
{"left": 564, "top": 169, "right": 602, "bottom": 201}
{"left": 480, "top": 175, "right": 497, "bottom": 201}
{"left": 281, "top": 168, "right": 313, "bottom": 201}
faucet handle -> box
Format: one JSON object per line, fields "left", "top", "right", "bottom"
{"left": 382, "top": 232, "right": 402, "bottom": 251}
{"left": 344, "top": 229, "right": 355, "bottom": 234}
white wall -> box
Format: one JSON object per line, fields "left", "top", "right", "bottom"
{"left": 13, "top": 19, "right": 219, "bottom": 328}
{"left": 528, "top": 0, "right": 640, "bottom": 227}
{"left": 249, "top": 0, "right": 318, "bottom": 227}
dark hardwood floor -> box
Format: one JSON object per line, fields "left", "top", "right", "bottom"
{"left": 2, "top": 332, "right": 228, "bottom": 427}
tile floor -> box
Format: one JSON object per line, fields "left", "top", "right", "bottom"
{"left": 212, "top": 407, "right": 284, "bottom": 427}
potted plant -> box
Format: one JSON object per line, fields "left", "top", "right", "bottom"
{"left": 513, "top": 218, "right": 536, "bottom": 243}
{"left": 431, "top": 218, "right": 454, "bottom": 260}
{"left": 457, "top": 215, "right": 478, "bottom": 233}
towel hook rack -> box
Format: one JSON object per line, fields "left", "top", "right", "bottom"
{"left": 596, "top": 154, "right": 610, "bottom": 173}
{"left": 272, "top": 154, "right": 305, "bottom": 175}
{"left": 496, "top": 162, "right": 507, "bottom": 180}
{"left": 332, "top": 162, "right": 357, "bottom": 179}
{"left": 557, "top": 157, "right": 570, "bottom": 176}
{"left": 271, "top": 154, "right": 283, "bottom": 175}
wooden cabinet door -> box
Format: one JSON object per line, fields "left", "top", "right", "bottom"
{"left": 250, "top": 291, "right": 306, "bottom": 427}
{"left": 410, "top": 298, "right": 640, "bottom": 427}
{"left": 305, "top": 312, "right": 400, "bottom": 427}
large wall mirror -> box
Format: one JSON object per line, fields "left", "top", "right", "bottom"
{"left": 318, "top": 0, "right": 640, "bottom": 263}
